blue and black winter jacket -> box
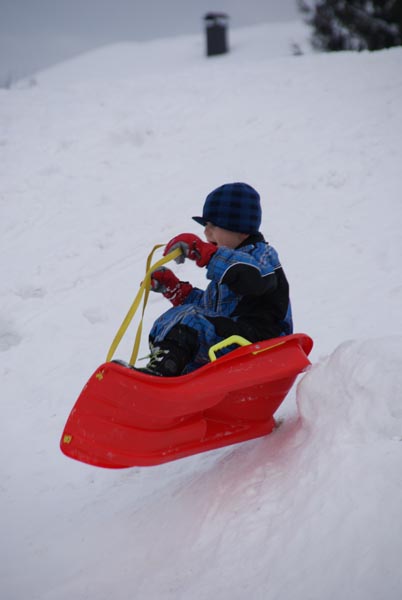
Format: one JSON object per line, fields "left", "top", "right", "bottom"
{"left": 183, "top": 232, "right": 293, "bottom": 341}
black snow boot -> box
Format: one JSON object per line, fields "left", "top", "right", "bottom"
{"left": 141, "top": 324, "right": 198, "bottom": 377}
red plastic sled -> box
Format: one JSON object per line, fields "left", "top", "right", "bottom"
{"left": 60, "top": 333, "right": 313, "bottom": 468}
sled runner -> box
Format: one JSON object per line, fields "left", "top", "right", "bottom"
{"left": 60, "top": 246, "right": 313, "bottom": 468}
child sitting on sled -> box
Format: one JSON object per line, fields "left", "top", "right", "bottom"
{"left": 143, "top": 182, "right": 293, "bottom": 376}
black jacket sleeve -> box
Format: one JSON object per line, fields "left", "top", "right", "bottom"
{"left": 221, "top": 262, "right": 278, "bottom": 296}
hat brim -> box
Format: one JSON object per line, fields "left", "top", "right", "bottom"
{"left": 192, "top": 216, "right": 206, "bottom": 226}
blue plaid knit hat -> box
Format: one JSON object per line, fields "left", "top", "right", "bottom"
{"left": 192, "top": 182, "right": 261, "bottom": 233}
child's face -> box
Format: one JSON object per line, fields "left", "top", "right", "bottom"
{"left": 204, "top": 222, "right": 249, "bottom": 249}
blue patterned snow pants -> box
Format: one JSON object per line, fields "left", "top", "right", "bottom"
{"left": 149, "top": 304, "right": 227, "bottom": 373}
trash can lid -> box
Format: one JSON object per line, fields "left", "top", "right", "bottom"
{"left": 204, "top": 12, "right": 229, "bottom": 21}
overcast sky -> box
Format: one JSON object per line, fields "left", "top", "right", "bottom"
{"left": 0, "top": 0, "right": 300, "bottom": 81}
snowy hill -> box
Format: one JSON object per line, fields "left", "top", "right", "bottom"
{"left": 1, "top": 21, "right": 402, "bottom": 600}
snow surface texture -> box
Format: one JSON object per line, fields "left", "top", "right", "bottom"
{"left": 1, "top": 20, "right": 402, "bottom": 600}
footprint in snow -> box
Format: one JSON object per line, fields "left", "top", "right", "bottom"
{"left": 15, "top": 285, "right": 46, "bottom": 300}
{"left": 0, "top": 320, "right": 22, "bottom": 352}
{"left": 82, "top": 308, "right": 107, "bottom": 325}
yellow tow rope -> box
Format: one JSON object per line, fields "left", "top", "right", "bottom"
{"left": 106, "top": 245, "right": 182, "bottom": 365}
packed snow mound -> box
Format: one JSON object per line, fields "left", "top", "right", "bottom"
{"left": 88, "top": 339, "right": 402, "bottom": 600}
{"left": 298, "top": 337, "right": 402, "bottom": 442}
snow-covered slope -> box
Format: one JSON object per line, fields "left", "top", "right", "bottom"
{"left": 1, "top": 21, "right": 401, "bottom": 600}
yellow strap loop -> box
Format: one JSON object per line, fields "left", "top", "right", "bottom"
{"left": 106, "top": 245, "right": 182, "bottom": 364}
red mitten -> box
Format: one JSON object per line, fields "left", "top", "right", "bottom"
{"left": 150, "top": 267, "right": 193, "bottom": 307}
{"left": 164, "top": 233, "right": 217, "bottom": 267}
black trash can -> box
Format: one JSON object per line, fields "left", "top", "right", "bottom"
{"left": 204, "top": 13, "right": 229, "bottom": 57}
